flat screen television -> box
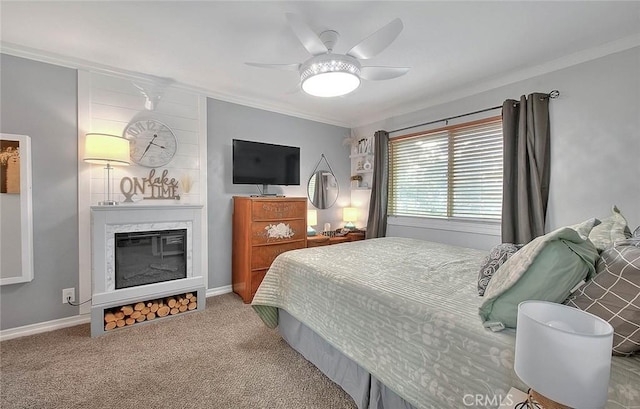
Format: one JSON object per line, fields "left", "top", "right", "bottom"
{"left": 232, "top": 139, "right": 300, "bottom": 190}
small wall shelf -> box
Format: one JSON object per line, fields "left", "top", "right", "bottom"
{"left": 349, "top": 152, "right": 373, "bottom": 159}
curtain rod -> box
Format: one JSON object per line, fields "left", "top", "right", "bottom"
{"left": 388, "top": 90, "right": 560, "bottom": 134}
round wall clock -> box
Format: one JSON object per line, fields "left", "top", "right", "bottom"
{"left": 123, "top": 118, "right": 177, "bottom": 168}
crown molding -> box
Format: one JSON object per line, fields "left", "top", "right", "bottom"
{"left": 353, "top": 33, "right": 640, "bottom": 128}
{"left": 0, "top": 41, "right": 352, "bottom": 129}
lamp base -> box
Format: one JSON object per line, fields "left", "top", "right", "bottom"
{"left": 344, "top": 222, "right": 355, "bottom": 230}
{"left": 99, "top": 200, "right": 119, "bottom": 206}
{"left": 514, "top": 389, "right": 569, "bottom": 409}
{"left": 307, "top": 226, "right": 316, "bottom": 236}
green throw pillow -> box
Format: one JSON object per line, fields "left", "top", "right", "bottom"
{"left": 479, "top": 227, "right": 598, "bottom": 329}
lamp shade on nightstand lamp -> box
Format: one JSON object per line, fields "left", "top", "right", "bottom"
{"left": 343, "top": 207, "right": 357, "bottom": 229}
{"left": 307, "top": 209, "right": 318, "bottom": 236}
{"left": 84, "top": 133, "right": 130, "bottom": 205}
{"left": 514, "top": 301, "right": 613, "bottom": 409}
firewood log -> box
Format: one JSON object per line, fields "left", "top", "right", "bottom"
{"left": 105, "top": 321, "right": 117, "bottom": 331}
{"left": 179, "top": 304, "right": 188, "bottom": 313}
{"left": 130, "top": 311, "right": 141, "bottom": 319}
{"left": 115, "top": 311, "right": 125, "bottom": 320}
{"left": 125, "top": 317, "right": 135, "bottom": 326}
{"left": 157, "top": 306, "right": 170, "bottom": 317}
{"left": 134, "top": 302, "right": 145, "bottom": 311}
{"left": 121, "top": 305, "right": 134, "bottom": 316}
{"left": 187, "top": 302, "right": 197, "bottom": 311}
{"left": 104, "top": 313, "right": 116, "bottom": 323}
{"left": 170, "top": 308, "right": 179, "bottom": 315}
{"left": 116, "top": 319, "right": 126, "bottom": 328}
{"left": 167, "top": 298, "right": 177, "bottom": 308}
{"left": 136, "top": 314, "right": 146, "bottom": 323}
{"left": 141, "top": 307, "right": 150, "bottom": 315}
{"left": 146, "top": 312, "right": 156, "bottom": 320}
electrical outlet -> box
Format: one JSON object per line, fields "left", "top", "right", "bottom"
{"left": 62, "top": 288, "right": 75, "bottom": 304}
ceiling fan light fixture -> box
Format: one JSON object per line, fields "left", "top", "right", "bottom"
{"left": 300, "top": 55, "right": 361, "bottom": 97}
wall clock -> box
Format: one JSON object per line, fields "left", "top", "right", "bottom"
{"left": 123, "top": 119, "right": 177, "bottom": 168}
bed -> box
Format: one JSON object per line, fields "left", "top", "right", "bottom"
{"left": 251, "top": 237, "right": 640, "bottom": 409}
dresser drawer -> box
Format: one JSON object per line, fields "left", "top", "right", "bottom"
{"left": 251, "top": 269, "right": 268, "bottom": 296}
{"left": 251, "top": 219, "right": 306, "bottom": 245}
{"left": 251, "top": 242, "right": 304, "bottom": 270}
{"left": 252, "top": 200, "right": 306, "bottom": 220}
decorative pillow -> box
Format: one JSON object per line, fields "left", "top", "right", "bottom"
{"left": 565, "top": 238, "right": 640, "bottom": 356}
{"left": 568, "top": 217, "right": 600, "bottom": 240}
{"left": 633, "top": 225, "right": 640, "bottom": 238}
{"left": 479, "top": 227, "right": 599, "bottom": 329}
{"left": 589, "top": 206, "right": 630, "bottom": 251}
{"left": 477, "top": 243, "right": 523, "bottom": 296}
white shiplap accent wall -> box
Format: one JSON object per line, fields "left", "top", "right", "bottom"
{"left": 87, "top": 73, "right": 202, "bottom": 205}
{"left": 78, "top": 70, "right": 208, "bottom": 314}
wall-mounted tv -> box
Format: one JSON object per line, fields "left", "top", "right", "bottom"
{"left": 232, "top": 139, "right": 300, "bottom": 189}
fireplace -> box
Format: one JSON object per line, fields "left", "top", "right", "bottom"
{"left": 90, "top": 205, "right": 205, "bottom": 336}
{"left": 115, "top": 229, "right": 187, "bottom": 289}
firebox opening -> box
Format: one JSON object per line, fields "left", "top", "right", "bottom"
{"left": 115, "top": 229, "right": 187, "bottom": 290}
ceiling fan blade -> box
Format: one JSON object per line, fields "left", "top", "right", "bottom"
{"left": 245, "top": 62, "right": 301, "bottom": 71}
{"left": 285, "top": 13, "right": 328, "bottom": 56}
{"left": 347, "top": 18, "right": 403, "bottom": 60}
{"left": 360, "top": 66, "right": 410, "bottom": 81}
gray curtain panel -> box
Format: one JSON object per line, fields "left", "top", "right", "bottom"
{"left": 366, "top": 130, "right": 390, "bottom": 239}
{"left": 501, "top": 93, "right": 551, "bottom": 244}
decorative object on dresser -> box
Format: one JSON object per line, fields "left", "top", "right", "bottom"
{"left": 514, "top": 301, "right": 613, "bottom": 409}
{"left": 83, "top": 133, "right": 130, "bottom": 205}
{"left": 123, "top": 118, "right": 177, "bottom": 168}
{"left": 232, "top": 196, "right": 307, "bottom": 303}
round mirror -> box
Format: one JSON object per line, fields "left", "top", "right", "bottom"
{"left": 308, "top": 170, "right": 339, "bottom": 209}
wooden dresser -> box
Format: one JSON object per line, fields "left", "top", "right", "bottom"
{"left": 232, "top": 196, "right": 307, "bottom": 303}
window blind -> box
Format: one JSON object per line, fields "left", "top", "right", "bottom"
{"left": 389, "top": 117, "right": 503, "bottom": 220}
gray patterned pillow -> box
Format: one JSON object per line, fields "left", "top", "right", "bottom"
{"left": 633, "top": 225, "right": 640, "bottom": 238}
{"left": 565, "top": 238, "right": 640, "bottom": 356}
{"left": 477, "top": 243, "right": 523, "bottom": 296}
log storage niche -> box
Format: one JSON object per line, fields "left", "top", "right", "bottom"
{"left": 102, "top": 291, "right": 199, "bottom": 332}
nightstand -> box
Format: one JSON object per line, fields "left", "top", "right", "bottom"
{"left": 307, "top": 232, "right": 364, "bottom": 248}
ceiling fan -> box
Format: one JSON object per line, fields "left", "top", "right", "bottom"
{"left": 246, "top": 13, "right": 410, "bottom": 97}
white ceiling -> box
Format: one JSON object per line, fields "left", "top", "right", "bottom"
{"left": 2, "top": 1, "right": 639, "bottom": 128}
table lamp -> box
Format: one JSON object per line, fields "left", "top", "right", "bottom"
{"left": 84, "top": 133, "right": 130, "bottom": 205}
{"left": 514, "top": 301, "right": 613, "bottom": 409}
{"left": 343, "top": 207, "right": 357, "bottom": 230}
{"left": 307, "top": 209, "right": 318, "bottom": 236}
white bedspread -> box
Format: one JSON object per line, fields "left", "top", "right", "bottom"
{"left": 252, "top": 237, "right": 640, "bottom": 409}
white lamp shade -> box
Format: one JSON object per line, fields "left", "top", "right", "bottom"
{"left": 84, "top": 133, "right": 130, "bottom": 166}
{"left": 307, "top": 209, "right": 318, "bottom": 226}
{"left": 343, "top": 207, "right": 358, "bottom": 222}
{"left": 514, "top": 301, "right": 613, "bottom": 408}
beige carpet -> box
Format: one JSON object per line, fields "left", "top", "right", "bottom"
{"left": 0, "top": 293, "right": 357, "bottom": 409}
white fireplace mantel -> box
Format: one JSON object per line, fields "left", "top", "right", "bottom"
{"left": 90, "top": 204, "right": 205, "bottom": 336}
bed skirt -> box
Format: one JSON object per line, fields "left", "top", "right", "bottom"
{"left": 278, "top": 309, "right": 416, "bottom": 409}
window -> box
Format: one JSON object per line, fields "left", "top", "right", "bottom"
{"left": 389, "top": 116, "right": 503, "bottom": 220}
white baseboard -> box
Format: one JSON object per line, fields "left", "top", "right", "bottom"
{"left": 0, "top": 315, "right": 91, "bottom": 342}
{"left": 0, "top": 285, "right": 234, "bottom": 342}
{"left": 206, "top": 285, "right": 233, "bottom": 298}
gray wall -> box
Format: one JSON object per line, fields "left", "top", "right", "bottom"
{"left": 355, "top": 46, "right": 640, "bottom": 249}
{"left": 206, "top": 99, "right": 350, "bottom": 289}
{"left": 0, "top": 54, "right": 79, "bottom": 330}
